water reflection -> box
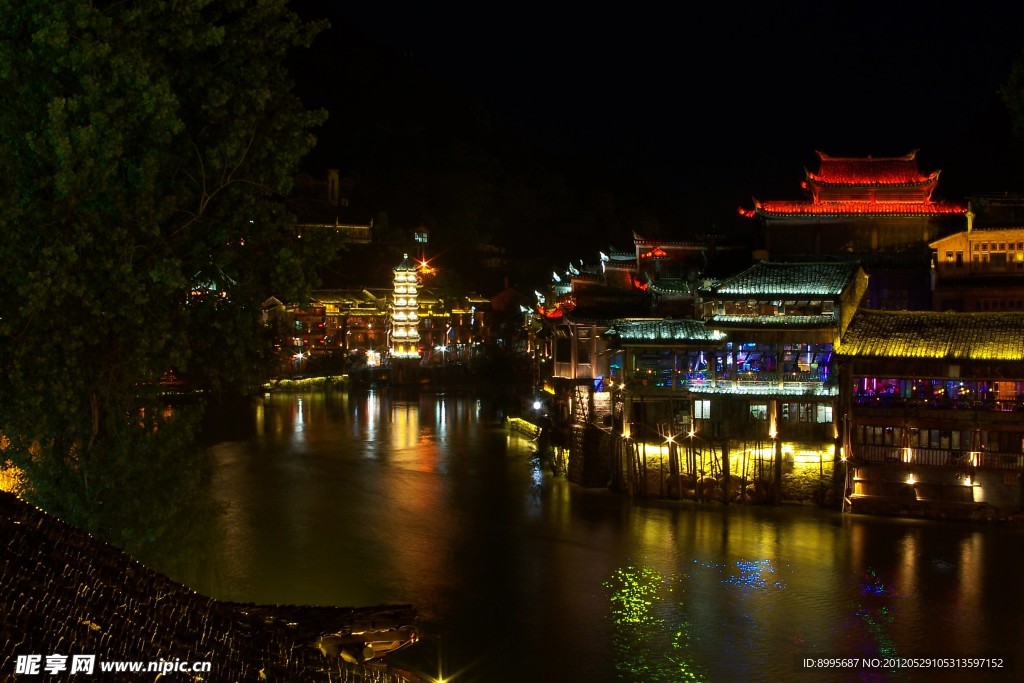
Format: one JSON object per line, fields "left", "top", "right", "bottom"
{"left": 132, "top": 391, "right": 1024, "bottom": 683}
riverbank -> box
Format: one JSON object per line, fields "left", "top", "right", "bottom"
{"left": 262, "top": 375, "right": 350, "bottom": 392}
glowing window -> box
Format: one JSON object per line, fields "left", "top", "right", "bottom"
{"left": 694, "top": 400, "right": 711, "bottom": 419}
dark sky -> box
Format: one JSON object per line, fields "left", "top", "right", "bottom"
{"left": 289, "top": 2, "right": 1024, "bottom": 236}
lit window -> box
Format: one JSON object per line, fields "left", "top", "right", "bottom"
{"left": 945, "top": 251, "right": 954, "bottom": 262}
{"left": 694, "top": 400, "right": 711, "bottom": 419}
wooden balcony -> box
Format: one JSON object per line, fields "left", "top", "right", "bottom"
{"left": 851, "top": 396, "right": 1024, "bottom": 426}
{"left": 852, "top": 443, "right": 1023, "bottom": 471}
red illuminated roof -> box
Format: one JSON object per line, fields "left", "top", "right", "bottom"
{"left": 742, "top": 200, "right": 965, "bottom": 218}
{"left": 809, "top": 151, "right": 936, "bottom": 186}
{"left": 739, "top": 150, "right": 964, "bottom": 219}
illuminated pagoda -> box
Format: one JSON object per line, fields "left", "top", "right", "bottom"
{"left": 390, "top": 254, "right": 421, "bottom": 382}
{"left": 742, "top": 150, "right": 966, "bottom": 310}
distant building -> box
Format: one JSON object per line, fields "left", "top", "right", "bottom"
{"left": 290, "top": 169, "right": 372, "bottom": 244}
{"left": 930, "top": 200, "right": 1024, "bottom": 312}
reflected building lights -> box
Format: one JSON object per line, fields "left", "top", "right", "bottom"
{"left": 436, "top": 398, "right": 446, "bottom": 432}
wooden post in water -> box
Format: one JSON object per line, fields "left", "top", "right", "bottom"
{"left": 641, "top": 440, "right": 648, "bottom": 498}
{"left": 722, "top": 441, "right": 731, "bottom": 505}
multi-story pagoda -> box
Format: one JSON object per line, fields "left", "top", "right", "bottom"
{"left": 390, "top": 254, "right": 421, "bottom": 359}
{"left": 742, "top": 150, "right": 965, "bottom": 310}
{"left": 390, "top": 254, "right": 421, "bottom": 383}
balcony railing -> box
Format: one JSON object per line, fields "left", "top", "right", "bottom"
{"left": 852, "top": 443, "right": 1023, "bottom": 471}
{"left": 852, "top": 394, "right": 1024, "bottom": 413}
{"left": 624, "top": 369, "right": 834, "bottom": 397}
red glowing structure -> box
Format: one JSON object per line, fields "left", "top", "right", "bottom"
{"left": 742, "top": 150, "right": 965, "bottom": 219}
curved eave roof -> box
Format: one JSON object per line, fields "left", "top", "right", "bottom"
{"left": 807, "top": 173, "right": 939, "bottom": 188}
{"left": 750, "top": 200, "right": 964, "bottom": 218}
{"left": 702, "top": 261, "right": 859, "bottom": 298}
{"left": 394, "top": 253, "right": 417, "bottom": 272}
{"left": 810, "top": 150, "right": 935, "bottom": 185}
{"left": 632, "top": 232, "right": 707, "bottom": 248}
{"left": 835, "top": 310, "right": 1024, "bottom": 361}
{"left": 709, "top": 314, "right": 837, "bottom": 330}
{"left": 607, "top": 250, "right": 635, "bottom": 262}
{"left": 605, "top": 319, "right": 723, "bottom": 344}
{"left": 649, "top": 279, "right": 690, "bottom": 295}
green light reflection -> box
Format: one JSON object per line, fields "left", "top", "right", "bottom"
{"left": 605, "top": 564, "right": 704, "bottom": 682}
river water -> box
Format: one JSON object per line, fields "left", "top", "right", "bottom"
{"left": 149, "top": 390, "right": 1023, "bottom": 683}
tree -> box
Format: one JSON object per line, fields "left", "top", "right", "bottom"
{"left": 0, "top": 0, "right": 330, "bottom": 548}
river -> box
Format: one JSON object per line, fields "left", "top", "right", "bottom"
{"left": 147, "top": 390, "right": 1022, "bottom": 682}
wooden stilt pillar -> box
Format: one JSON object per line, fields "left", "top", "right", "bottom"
{"left": 723, "top": 441, "right": 730, "bottom": 505}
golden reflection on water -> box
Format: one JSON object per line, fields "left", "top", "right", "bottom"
{"left": 193, "top": 393, "right": 1024, "bottom": 682}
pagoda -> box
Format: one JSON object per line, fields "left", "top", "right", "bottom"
{"left": 390, "top": 254, "right": 421, "bottom": 383}
{"left": 742, "top": 151, "right": 966, "bottom": 310}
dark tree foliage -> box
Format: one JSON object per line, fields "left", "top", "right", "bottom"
{"left": 0, "top": 0, "right": 331, "bottom": 548}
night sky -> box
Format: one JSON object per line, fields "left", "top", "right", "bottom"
{"left": 288, "top": 2, "right": 1024, "bottom": 274}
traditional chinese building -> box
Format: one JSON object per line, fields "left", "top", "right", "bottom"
{"left": 599, "top": 261, "right": 868, "bottom": 502}
{"left": 743, "top": 151, "right": 965, "bottom": 310}
{"left": 835, "top": 309, "right": 1024, "bottom": 519}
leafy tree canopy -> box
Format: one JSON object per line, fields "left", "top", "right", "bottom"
{"left": 0, "top": 0, "right": 330, "bottom": 541}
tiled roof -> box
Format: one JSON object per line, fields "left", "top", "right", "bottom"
{"left": 835, "top": 310, "right": 1024, "bottom": 361}
{"left": 701, "top": 261, "right": 859, "bottom": 298}
{"left": 708, "top": 314, "right": 837, "bottom": 329}
{"left": 0, "top": 492, "right": 421, "bottom": 682}
{"left": 750, "top": 200, "right": 964, "bottom": 217}
{"left": 605, "top": 318, "right": 723, "bottom": 344}
{"left": 607, "top": 250, "right": 635, "bottom": 262}
{"left": 649, "top": 278, "right": 690, "bottom": 295}
{"left": 809, "top": 151, "right": 935, "bottom": 186}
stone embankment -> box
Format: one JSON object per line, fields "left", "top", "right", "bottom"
{"left": 0, "top": 491, "right": 422, "bottom": 682}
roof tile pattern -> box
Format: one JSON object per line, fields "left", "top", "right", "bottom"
{"left": 836, "top": 310, "right": 1024, "bottom": 360}
{"left": 704, "top": 262, "right": 859, "bottom": 298}
{"left": 0, "top": 492, "right": 422, "bottom": 683}
{"left": 709, "top": 314, "right": 837, "bottom": 328}
{"left": 606, "top": 319, "right": 721, "bottom": 344}
{"left": 753, "top": 200, "right": 963, "bottom": 217}
{"left": 810, "top": 151, "right": 934, "bottom": 186}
